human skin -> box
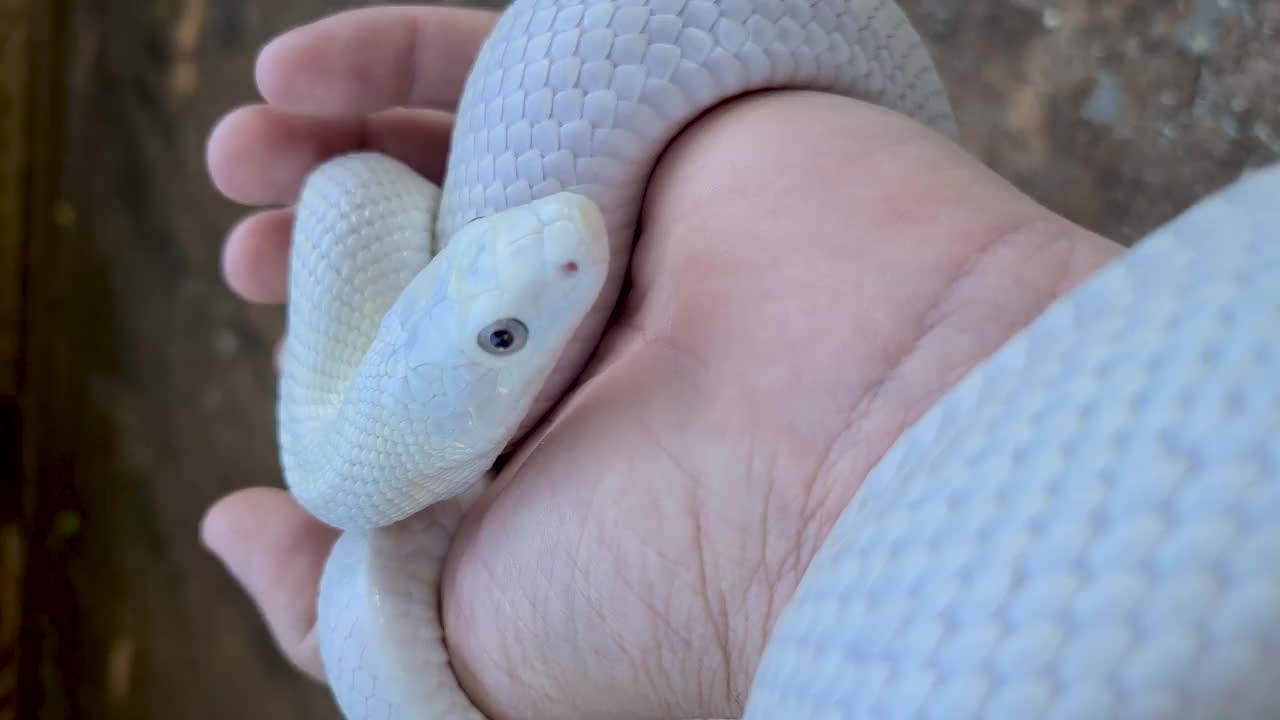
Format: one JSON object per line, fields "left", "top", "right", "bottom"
{"left": 202, "top": 6, "right": 1123, "bottom": 719}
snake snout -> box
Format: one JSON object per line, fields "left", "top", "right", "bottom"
{"left": 476, "top": 191, "right": 610, "bottom": 312}
{"left": 535, "top": 191, "right": 609, "bottom": 276}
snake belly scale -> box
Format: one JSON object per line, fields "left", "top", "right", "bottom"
{"left": 276, "top": 0, "right": 1280, "bottom": 717}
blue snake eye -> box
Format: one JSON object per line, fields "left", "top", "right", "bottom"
{"left": 478, "top": 318, "right": 528, "bottom": 355}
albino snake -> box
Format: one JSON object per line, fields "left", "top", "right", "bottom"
{"left": 276, "top": 0, "right": 1280, "bottom": 717}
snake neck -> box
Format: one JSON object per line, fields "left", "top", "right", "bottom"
{"left": 281, "top": 154, "right": 611, "bottom": 530}
{"left": 278, "top": 153, "right": 499, "bottom": 529}
{"left": 278, "top": 353, "right": 504, "bottom": 529}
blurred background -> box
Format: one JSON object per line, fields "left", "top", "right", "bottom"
{"left": 0, "top": 0, "right": 1276, "bottom": 718}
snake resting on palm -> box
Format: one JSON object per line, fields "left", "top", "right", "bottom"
{"left": 276, "top": 0, "right": 1280, "bottom": 717}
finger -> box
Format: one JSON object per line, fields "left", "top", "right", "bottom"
{"left": 255, "top": 6, "right": 498, "bottom": 116}
{"left": 201, "top": 487, "right": 339, "bottom": 682}
{"left": 222, "top": 208, "right": 293, "bottom": 304}
{"left": 207, "top": 104, "right": 454, "bottom": 207}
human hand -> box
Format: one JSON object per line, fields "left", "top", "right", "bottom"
{"left": 202, "top": 6, "right": 1123, "bottom": 719}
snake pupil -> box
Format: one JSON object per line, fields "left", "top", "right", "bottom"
{"left": 490, "top": 329, "right": 514, "bottom": 348}
{"left": 478, "top": 318, "right": 528, "bottom": 355}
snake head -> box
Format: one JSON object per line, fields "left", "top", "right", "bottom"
{"left": 446, "top": 192, "right": 610, "bottom": 387}
{"left": 372, "top": 191, "right": 609, "bottom": 470}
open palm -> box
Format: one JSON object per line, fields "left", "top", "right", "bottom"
{"left": 202, "top": 6, "right": 1120, "bottom": 719}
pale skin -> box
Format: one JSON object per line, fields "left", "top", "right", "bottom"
{"left": 203, "top": 6, "right": 1124, "bottom": 719}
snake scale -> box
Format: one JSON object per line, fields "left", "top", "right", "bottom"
{"left": 275, "top": 0, "right": 1280, "bottom": 717}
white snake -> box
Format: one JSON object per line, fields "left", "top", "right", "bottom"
{"left": 277, "top": 0, "right": 1280, "bottom": 717}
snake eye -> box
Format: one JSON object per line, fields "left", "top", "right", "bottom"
{"left": 478, "top": 318, "right": 528, "bottom": 355}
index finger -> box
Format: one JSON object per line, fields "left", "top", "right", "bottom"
{"left": 256, "top": 5, "right": 498, "bottom": 116}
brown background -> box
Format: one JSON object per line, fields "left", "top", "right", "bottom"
{"left": 2, "top": 0, "right": 1277, "bottom": 718}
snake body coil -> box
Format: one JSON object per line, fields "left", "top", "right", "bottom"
{"left": 278, "top": 1, "right": 1280, "bottom": 717}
